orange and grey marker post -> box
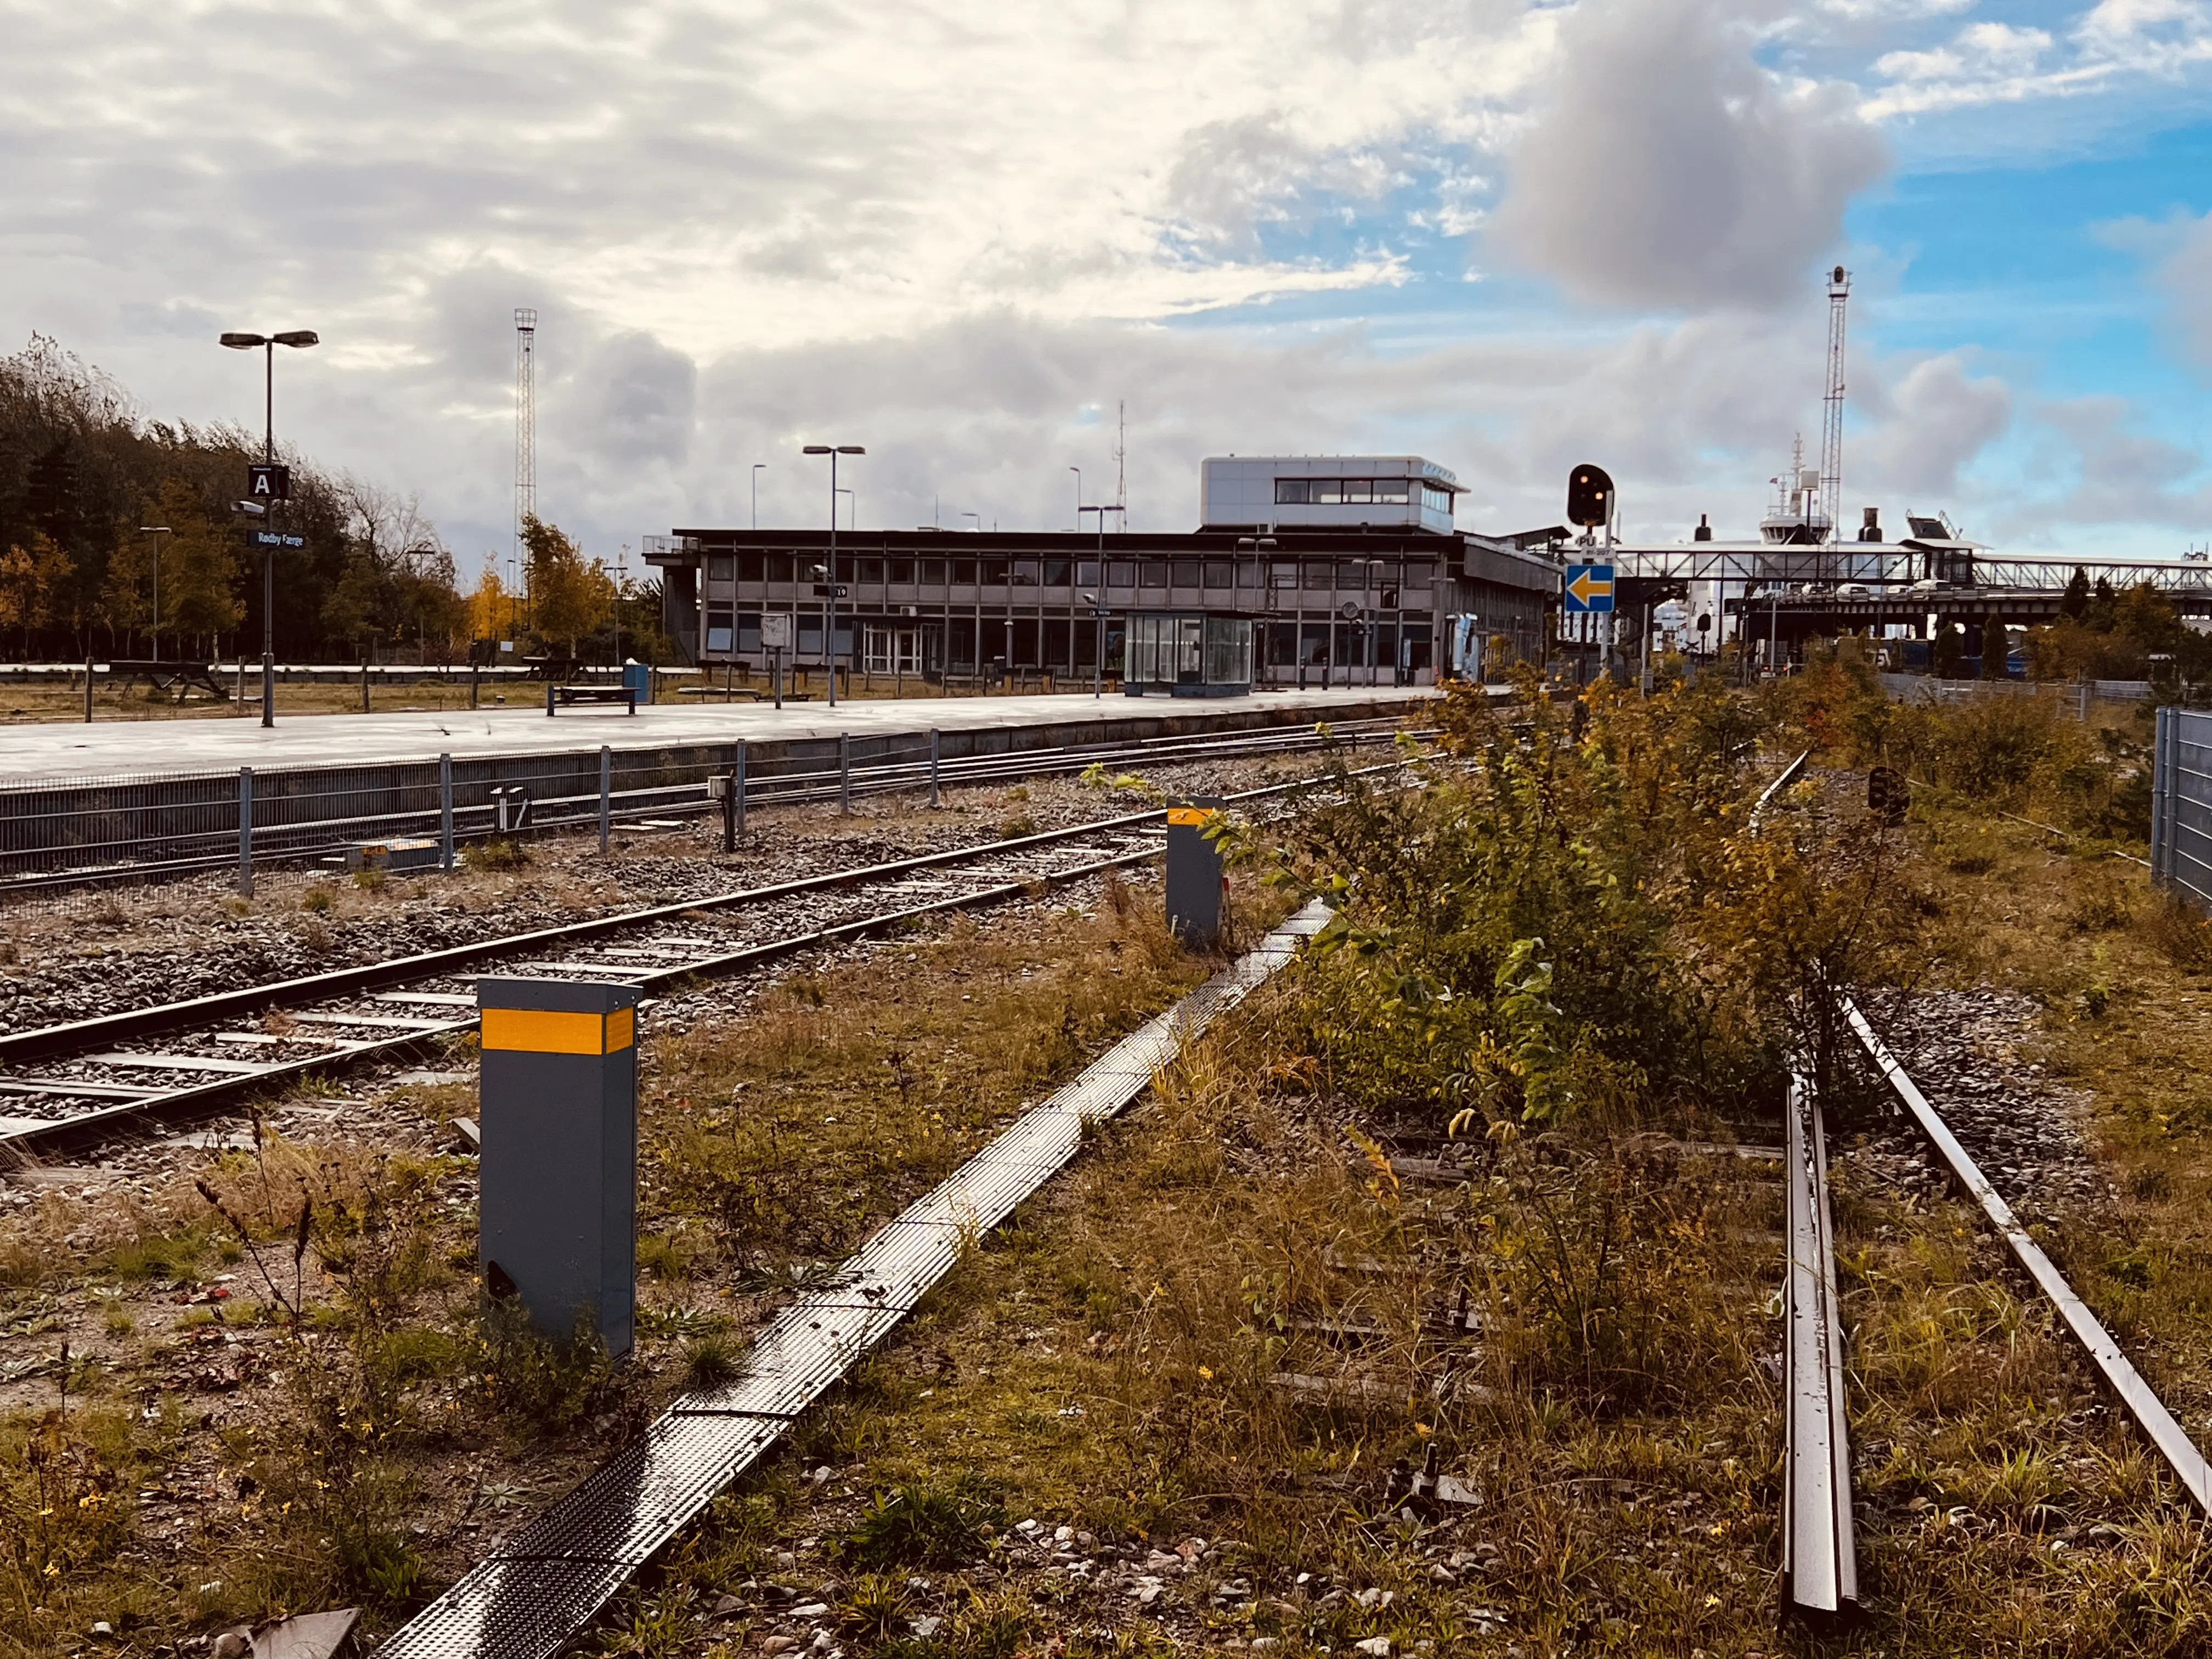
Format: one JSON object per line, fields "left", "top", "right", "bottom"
{"left": 476, "top": 977, "right": 639, "bottom": 1357}
{"left": 1165, "top": 796, "right": 1224, "bottom": 947}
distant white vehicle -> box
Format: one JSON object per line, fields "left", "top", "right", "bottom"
{"left": 1906, "top": 578, "right": 1951, "bottom": 594}
{"left": 1836, "top": 583, "right": 1870, "bottom": 596}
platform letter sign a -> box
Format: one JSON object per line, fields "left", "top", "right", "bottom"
{"left": 1565, "top": 562, "right": 1615, "bottom": 614}
{"left": 247, "top": 462, "right": 292, "bottom": 502}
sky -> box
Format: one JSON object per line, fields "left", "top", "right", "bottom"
{"left": 4, "top": 0, "right": 2212, "bottom": 571}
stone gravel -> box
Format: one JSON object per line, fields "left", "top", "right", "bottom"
{"left": 1843, "top": 989, "right": 2119, "bottom": 1224}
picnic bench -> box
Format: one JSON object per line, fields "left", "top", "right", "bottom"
{"left": 106, "top": 660, "right": 229, "bottom": 701}
{"left": 545, "top": 682, "right": 637, "bottom": 715}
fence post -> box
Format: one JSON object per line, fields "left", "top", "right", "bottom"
{"left": 599, "top": 745, "right": 612, "bottom": 854}
{"left": 360, "top": 662, "right": 370, "bottom": 713}
{"left": 735, "top": 741, "right": 748, "bottom": 842}
{"left": 439, "top": 752, "right": 455, "bottom": 871}
{"left": 839, "top": 732, "right": 851, "bottom": 814}
{"left": 237, "top": 766, "right": 254, "bottom": 899}
{"left": 929, "top": 729, "right": 940, "bottom": 809}
{"left": 471, "top": 663, "right": 481, "bottom": 710}
{"left": 83, "top": 657, "right": 93, "bottom": 723}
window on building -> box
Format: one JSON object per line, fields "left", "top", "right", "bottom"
{"left": 952, "top": 558, "right": 977, "bottom": 585}
{"left": 921, "top": 558, "right": 947, "bottom": 585}
{"left": 1077, "top": 561, "right": 1101, "bottom": 586}
{"left": 1237, "top": 561, "right": 1263, "bottom": 588}
{"left": 1012, "top": 559, "right": 1041, "bottom": 586}
{"left": 738, "top": 551, "right": 765, "bottom": 582}
{"left": 798, "top": 624, "right": 823, "bottom": 654}
{"left": 1042, "top": 558, "right": 1072, "bottom": 588}
{"left": 1203, "top": 560, "right": 1232, "bottom": 589}
{"left": 983, "top": 558, "right": 1011, "bottom": 585}
{"left": 888, "top": 557, "right": 915, "bottom": 584}
{"left": 705, "top": 608, "right": 734, "bottom": 654}
{"left": 1375, "top": 479, "right": 1409, "bottom": 502}
{"left": 857, "top": 557, "right": 885, "bottom": 584}
{"left": 1274, "top": 478, "right": 1314, "bottom": 504}
{"left": 1304, "top": 560, "right": 1333, "bottom": 589}
{"left": 737, "top": 614, "right": 763, "bottom": 653}
{"left": 706, "top": 554, "right": 735, "bottom": 584}
{"left": 1139, "top": 561, "right": 1168, "bottom": 589}
{"left": 1340, "top": 479, "right": 1373, "bottom": 504}
{"left": 1171, "top": 559, "right": 1200, "bottom": 588}
{"left": 768, "top": 552, "right": 794, "bottom": 583}
{"left": 1271, "top": 561, "right": 1297, "bottom": 590}
{"left": 1422, "top": 484, "right": 1453, "bottom": 515}
{"left": 1108, "top": 560, "right": 1137, "bottom": 588}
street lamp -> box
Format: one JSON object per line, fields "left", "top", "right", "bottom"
{"left": 137, "top": 526, "right": 171, "bottom": 662}
{"left": 220, "top": 328, "right": 318, "bottom": 727}
{"left": 1079, "top": 592, "right": 1107, "bottom": 700}
{"left": 801, "top": 444, "right": 864, "bottom": 707}
{"left": 752, "top": 464, "right": 765, "bottom": 531}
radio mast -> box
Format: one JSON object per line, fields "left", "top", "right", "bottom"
{"left": 1818, "top": 268, "right": 1849, "bottom": 577}
{"left": 514, "top": 307, "right": 537, "bottom": 607}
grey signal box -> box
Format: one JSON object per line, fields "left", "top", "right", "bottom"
{"left": 477, "top": 977, "right": 639, "bottom": 1357}
{"left": 1165, "top": 797, "right": 1225, "bottom": 947}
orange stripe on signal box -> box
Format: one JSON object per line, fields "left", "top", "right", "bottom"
{"left": 480, "top": 1007, "right": 634, "bottom": 1056}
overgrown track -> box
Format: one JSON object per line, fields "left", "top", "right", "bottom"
{"left": 0, "top": 766, "right": 1407, "bottom": 1158}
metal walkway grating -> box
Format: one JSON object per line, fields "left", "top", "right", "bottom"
{"left": 375, "top": 899, "right": 1329, "bottom": 1659}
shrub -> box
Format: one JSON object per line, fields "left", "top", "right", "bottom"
{"left": 842, "top": 1475, "right": 1005, "bottom": 1569}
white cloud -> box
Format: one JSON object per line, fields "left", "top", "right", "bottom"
{"left": 1488, "top": 0, "right": 1888, "bottom": 311}
{"left": 1863, "top": 0, "right": 2212, "bottom": 116}
{"left": 1848, "top": 352, "right": 2011, "bottom": 495}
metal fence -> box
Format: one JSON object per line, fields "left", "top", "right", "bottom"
{"left": 0, "top": 703, "right": 1414, "bottom": 898}
{"left": 2153, "top": 706, "right": 2212, "bottom": 912}
{"left": 1878, "top": 673, "right": 2153, "bottom": 711}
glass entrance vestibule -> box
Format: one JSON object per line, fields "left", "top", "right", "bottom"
{"left": 1122, "top": 613, "right": 1254, "bottom": 697}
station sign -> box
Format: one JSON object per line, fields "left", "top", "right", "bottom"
{"left": 811, "top": 583, "right": 849, "bottom": 599}
{"left": 247, "top": 462, "right": 291, "bottom": 501}
{"left": 1565, "top": 562, "right": 1615, "bottom": 613}
{"left": 251, "top": 531, "right": 307, "bottom": 548}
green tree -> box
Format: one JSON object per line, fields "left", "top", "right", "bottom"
{"left": 1981, "top": 619, "right": 2011, "bottom": 679}
{"left": 522, "top": 515, "right": 613, "bottom": 657}
{"left": 1932, "top": 622, "right": 1964, "bottom": 679}
{"left": 2061, "top": 566, "right": 2091, "bottom": 621}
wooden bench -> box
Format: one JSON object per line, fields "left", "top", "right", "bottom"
{"left": 545, "top": 683, "right": 637, "bottom": 715}
{"left": 677, "top": 684, "right": 768, "bottom": 701}
{"left": 107, "top": 660, "right": 229, "bottom": 701}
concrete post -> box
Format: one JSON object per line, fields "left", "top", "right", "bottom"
{"left": 439, "top": 752, "right": 455, "bottom": 871}
{"left": 470, "top": 663, "right": 480, "bottom": 710}
{"left": 83, "top": 658, "right": 93, "bottom": 723}
{"left": 735, "top": 741, "right": 747, "bottom": 842}
{"left": 476, "top": 976, "right": 637, "bottom": 1357}
{"left": 839, "top": 732, "right": 851, "bottom": 814}
{"left": 1166, "top": 797, "right": 1224, "bottom": 947}
{"left": 929, "top": 728, "right": 941, "bottom": 809}
{"left": 360, "top": 661, "right": 370, "bottom": 713}
{"left": 237, "top": 767, "right": 254, "bottom": 899}
{"left": 598, "top": 745, "right": 612, "bottom": 854}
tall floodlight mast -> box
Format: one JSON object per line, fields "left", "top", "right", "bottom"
{"left": 1818, "top": 267, "right": 1849, "bottom": 582}
{"left": 514, "top": 308, "right": 538, "bottom": 614}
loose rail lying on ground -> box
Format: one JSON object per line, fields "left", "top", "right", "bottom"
{"left": 1781, "top": 1069, "right": 1858, "bottom": 1617}
{"left": 373, "top": 900, "right": 1332, "bottom": 1659}
{"left": 1845, "top": 997, "right": 2212, "bottom": 1513}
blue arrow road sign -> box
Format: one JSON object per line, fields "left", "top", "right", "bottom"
{"left": 1565, "top": 562, "right": 1615, "bottom": 613}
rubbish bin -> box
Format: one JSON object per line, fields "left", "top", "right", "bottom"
{"left": 622, "top": 658, "right": 653, "bottom": 707}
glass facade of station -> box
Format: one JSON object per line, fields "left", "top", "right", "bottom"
{"left": 1123, "top": 613, "right": 1255, "bottom": 696}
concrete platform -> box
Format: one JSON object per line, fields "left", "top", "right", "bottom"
{"left": 2, "top": 687, "right": 1436, "bottom": 782}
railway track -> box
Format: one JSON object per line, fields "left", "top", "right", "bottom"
{"left": 0, "top": 765, "right": 1413, "bottom": 1159}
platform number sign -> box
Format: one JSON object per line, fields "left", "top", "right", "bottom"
{"left": 247, "top": 462, "right": 291, "bottom": 502}
{"left": 1564, "top": 562, "right": 1615, "bottom": 614}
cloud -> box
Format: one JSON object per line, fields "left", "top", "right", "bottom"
{"left": 1848, "top": 353, "right": 2011, "bottom": 496}
{"left": 1489, "top": 0, "right": 1888, "bottom": 311}
{"left": 2142, "top": 210, "right": 2212, "bottom": 368}
{"left": 1862, "top": 0, "right": 2212, "bottom": 117}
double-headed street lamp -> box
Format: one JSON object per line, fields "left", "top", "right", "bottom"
{"left": 220, "top": 329, "right": 318, "bottom": 727}
{"left": 801, "top": 444, "right": 864, "bottom": 707}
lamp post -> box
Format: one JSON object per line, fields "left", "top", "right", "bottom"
{"left": 219, "top": 328, "right": 318, "bottom": 727}
{"left": 802, "top": 444, "right": 864, "bottom": 707}
{"left": 752, "top": 464, "right": 765, "bottom": 531}
{"left": 137, "top": 526, "right": 171, "bottom": 662}
{"left": 1079, "top": 592, "right": 1107, "bottom": 699}
{"left": 1237, "top": 534, "right": 1277, "bottom": 685}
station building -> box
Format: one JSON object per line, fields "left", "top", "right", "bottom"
{"left": 645, "top": 455, "right": 1559, "bottom": 692}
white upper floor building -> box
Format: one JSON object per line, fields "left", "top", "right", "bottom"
{"left": 1201, "top": 455, "right": 1464, "bottom": 536}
